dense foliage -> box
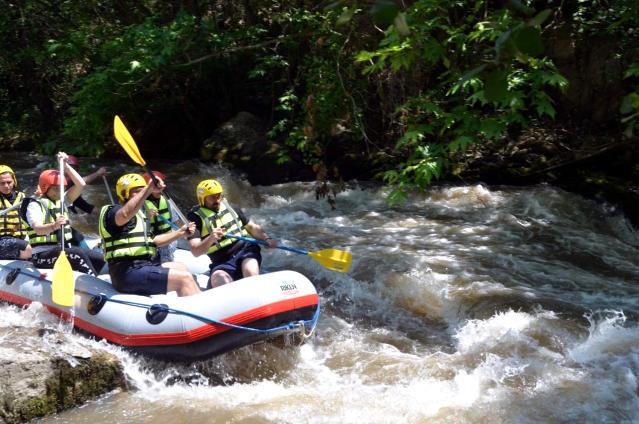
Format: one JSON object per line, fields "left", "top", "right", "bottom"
{"left": 1, "top": 0, "right": 637, "bottom": 194}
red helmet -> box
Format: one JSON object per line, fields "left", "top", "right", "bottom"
{"left": 67, "top": 155, "right": 80, "bottom": 166}
{"left": 38, "top": 170, "right": 67, "bottom": 194}
{"left": 143, "top": 170, "right": 167, "bottom": 184}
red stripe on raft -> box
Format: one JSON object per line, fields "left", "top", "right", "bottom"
{"left": 0, "top": 291, "right": 32, "bottom": 306}
{"left": 1, "top": 289, "right": 318, "bottom": 347}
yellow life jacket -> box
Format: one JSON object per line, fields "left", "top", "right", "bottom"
{"left": 192, "top": 201, "right": 249, "bottom": 256}
{"left": 0, "top": 191, "right": 28, "bottom": 239}
{"left": 144, "top": 195, "right": 172, "bottom": 234}
{"left": 98, "top": 205, "right": 156, "bottom": 261}
{"left": 26, "top": 197, "right": 72, "bottom": 246}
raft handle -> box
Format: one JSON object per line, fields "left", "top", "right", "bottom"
{"left": 5, "top": 268, "right": 20, "bottom": 285}
{"left": 87, "top": 294, "right": 108, "bottom": 315}
{"left": 146, "top": 303, "right": 169, "bottom": 325}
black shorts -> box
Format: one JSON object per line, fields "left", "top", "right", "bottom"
{"left": 109, "top": 260, "right": 169, "bottom": 296}
{"left": 210, "top": 243, "right": 262, "bottom": 281}
{"left": 0, "top": 237, "right": 29, "bottom": 260}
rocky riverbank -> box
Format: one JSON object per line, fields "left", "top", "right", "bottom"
{"left": 0, "top": 327, "right": 125, "bottom": 423}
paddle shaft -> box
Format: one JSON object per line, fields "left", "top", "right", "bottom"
{"left": 102, "top": 175, "right": 115, "bottom": 204}
{"left": 0, "top": 203, "right": 20, "bottom": 217}
{"left": 228, "top": 235, "right": 308, "bottom": 255}
{"left": 59, "top": 157, "right": 65, "bottom": 252}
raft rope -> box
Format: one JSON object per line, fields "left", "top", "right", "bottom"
{"left": 0, "top": 264, "right": 320, "bottom": 338}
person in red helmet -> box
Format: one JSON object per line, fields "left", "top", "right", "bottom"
{"left": 142, "top": 170, "right": 182, "bottom": 263}
{"left": 0, "top": 164, "right": 32, "bottom": 260}
{"left": 23, "top": 152, "right": 103, "bottom": 275}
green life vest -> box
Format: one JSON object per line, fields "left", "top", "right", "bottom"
{"left": 192, "top": 201, "right": 249, "bottom": 256}
{"left": 98, "top": 205, "right": 156, "bottom": 261}
{"left": 144, "top": 195, "right": 172, "bottom": 234}
{"left": 0, "top": 191, "right": 28, "bottom": 239}
{"left": 26, "top": 197, "right": 72, "bottom": 246}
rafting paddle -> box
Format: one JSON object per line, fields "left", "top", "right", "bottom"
{"left": 113, "top": 115, "right": 189, "bottom": 223}
{"left": 102, "top": 175, "right": 115, "bottom": 204}
{"left": 228, "top": 235, "right": 352, "bottom": 273}
{"left": 51, "top": 155, "right": 75, "bottom": 307}
{"left": 0, "top": 203, "right": 21, "bottom": 217}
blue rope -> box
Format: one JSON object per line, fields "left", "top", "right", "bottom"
{"left": 0, "top": 263, "right": 320, "bottom": 335}
{"left": 102, "top": 296, "right": 320, "bottom": 335}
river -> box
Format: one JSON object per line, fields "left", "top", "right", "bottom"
{"left": 2, "top": 153, "right": 638, "bottom": 423}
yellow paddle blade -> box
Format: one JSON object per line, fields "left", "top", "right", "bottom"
{"left": 114, "top": 115, "right": 146, "bottom": 166}
{"left": 308, "top": 249, "right": 353, "bottom": 273}
{"left": 51, "top": 251, "right": 75, "bottom": 307}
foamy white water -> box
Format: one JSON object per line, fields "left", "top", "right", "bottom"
{"left": 1, "top": 155, "right": 638, "bottom": 423}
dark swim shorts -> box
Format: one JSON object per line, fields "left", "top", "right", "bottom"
{"left": 0, "top": 237, "right": 28, "bottom": 260}
{"left": 109, "top": 260, "right": 169, "bottom": 296}
{"left": 210, "top": 243, "right": 262, "bottom": 282}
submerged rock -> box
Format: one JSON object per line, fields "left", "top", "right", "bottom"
{"left": 0, "top": 328, "right": 126, "bottom": 423}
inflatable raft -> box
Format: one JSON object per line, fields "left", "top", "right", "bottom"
{"left": 0, "top": 258, "right": 320, "bottom": 361}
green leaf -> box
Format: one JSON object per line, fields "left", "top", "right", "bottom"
{"left": 624, "top": 64, "right": 639, "bottom": 79}
{"left": 449, "top": 135, "right": 473, "bottom": 153}
{"left": 336, "top": 7, "right": 355, "bottom": 26}
{"left": 534, "top": 92, "right": 556, "bottom": 118}
{"left": 513, "top": 26, "right": 544, "bottom": 57}
{"left": 484, "top": 70, "right": 509, "bottom": 102}
{"left": 480, "top": 118, "right": 506, "bottom": 140}
{"left": 451, "top": 64, "right": 487, "bottom": 95}
{"left": 620, "top": 93, "right": 639, "bottom": 114}
{"left": 539, "top": 71, "right": 568, "bottom": 90}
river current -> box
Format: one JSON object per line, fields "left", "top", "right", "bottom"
{"left": 1, "top": 153, "right": 638, "bottom": 423}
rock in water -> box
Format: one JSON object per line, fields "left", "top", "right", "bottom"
{"left": 0, "top": 329, "right": 126, "bottom": 423}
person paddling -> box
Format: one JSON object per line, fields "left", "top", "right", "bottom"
{"left": 142, "top": 170, "right": 182, "bottom": 263}
{"left": 0, "top": 165, "right": 32, "bottom": 260}
{"left": 98, "top": 173, "right": 200, "bottom": 296}
{"left": 188, "top": 179, "right": 277, "bottom": 288}
{"left": 24, "top": 152, "right": 102, "bottom": 275}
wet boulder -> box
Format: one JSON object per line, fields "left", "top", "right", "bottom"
{"left": 0, "top": 328, "right": 126, "bottom": 423}
{"left": 200, "top": 111, "right": 312, "bottom": 184}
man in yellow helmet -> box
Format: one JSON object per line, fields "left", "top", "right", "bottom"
{"left": 188, "top": 179, "right": 277, "bottom": 288}
{"left": 98, "top": 173, "right": 200, "bottom": 296}
{"left": 0, "top": 164, "right": 32, "bottom": 260}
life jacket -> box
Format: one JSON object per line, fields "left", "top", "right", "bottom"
{"left": 98, "top": 206, "right": 156, "bottom": 261}
{"left": 191, "top": 201, "right": 249, "bottom": 256}
{"left": 144, "top": 195, "right": 172, "bottom": 234}
{"left": 26, "top": 197, "right": 72, "bottom": 246}
{"left": 0, "top": 191, "right": 28, "bottom": 239}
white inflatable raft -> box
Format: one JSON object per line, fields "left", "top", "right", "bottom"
{"left": 0, "top": 258, "right": 320, "bottom": 361}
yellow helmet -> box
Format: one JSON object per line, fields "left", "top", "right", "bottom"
{"left": 196, "top": 179, "right": 223, "bottom": 206}
{"left": 116, "top": 173, "right": 147, "bottom": 202}
{"left": 0, "top": 165, "right": 17, "bottom": 187}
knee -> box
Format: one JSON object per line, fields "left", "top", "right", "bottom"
{"left": 176, "top": 271, "right": 199, "bottom": 294}
{"left": 210, "top": 270, "right": 232, "bottom": 288}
